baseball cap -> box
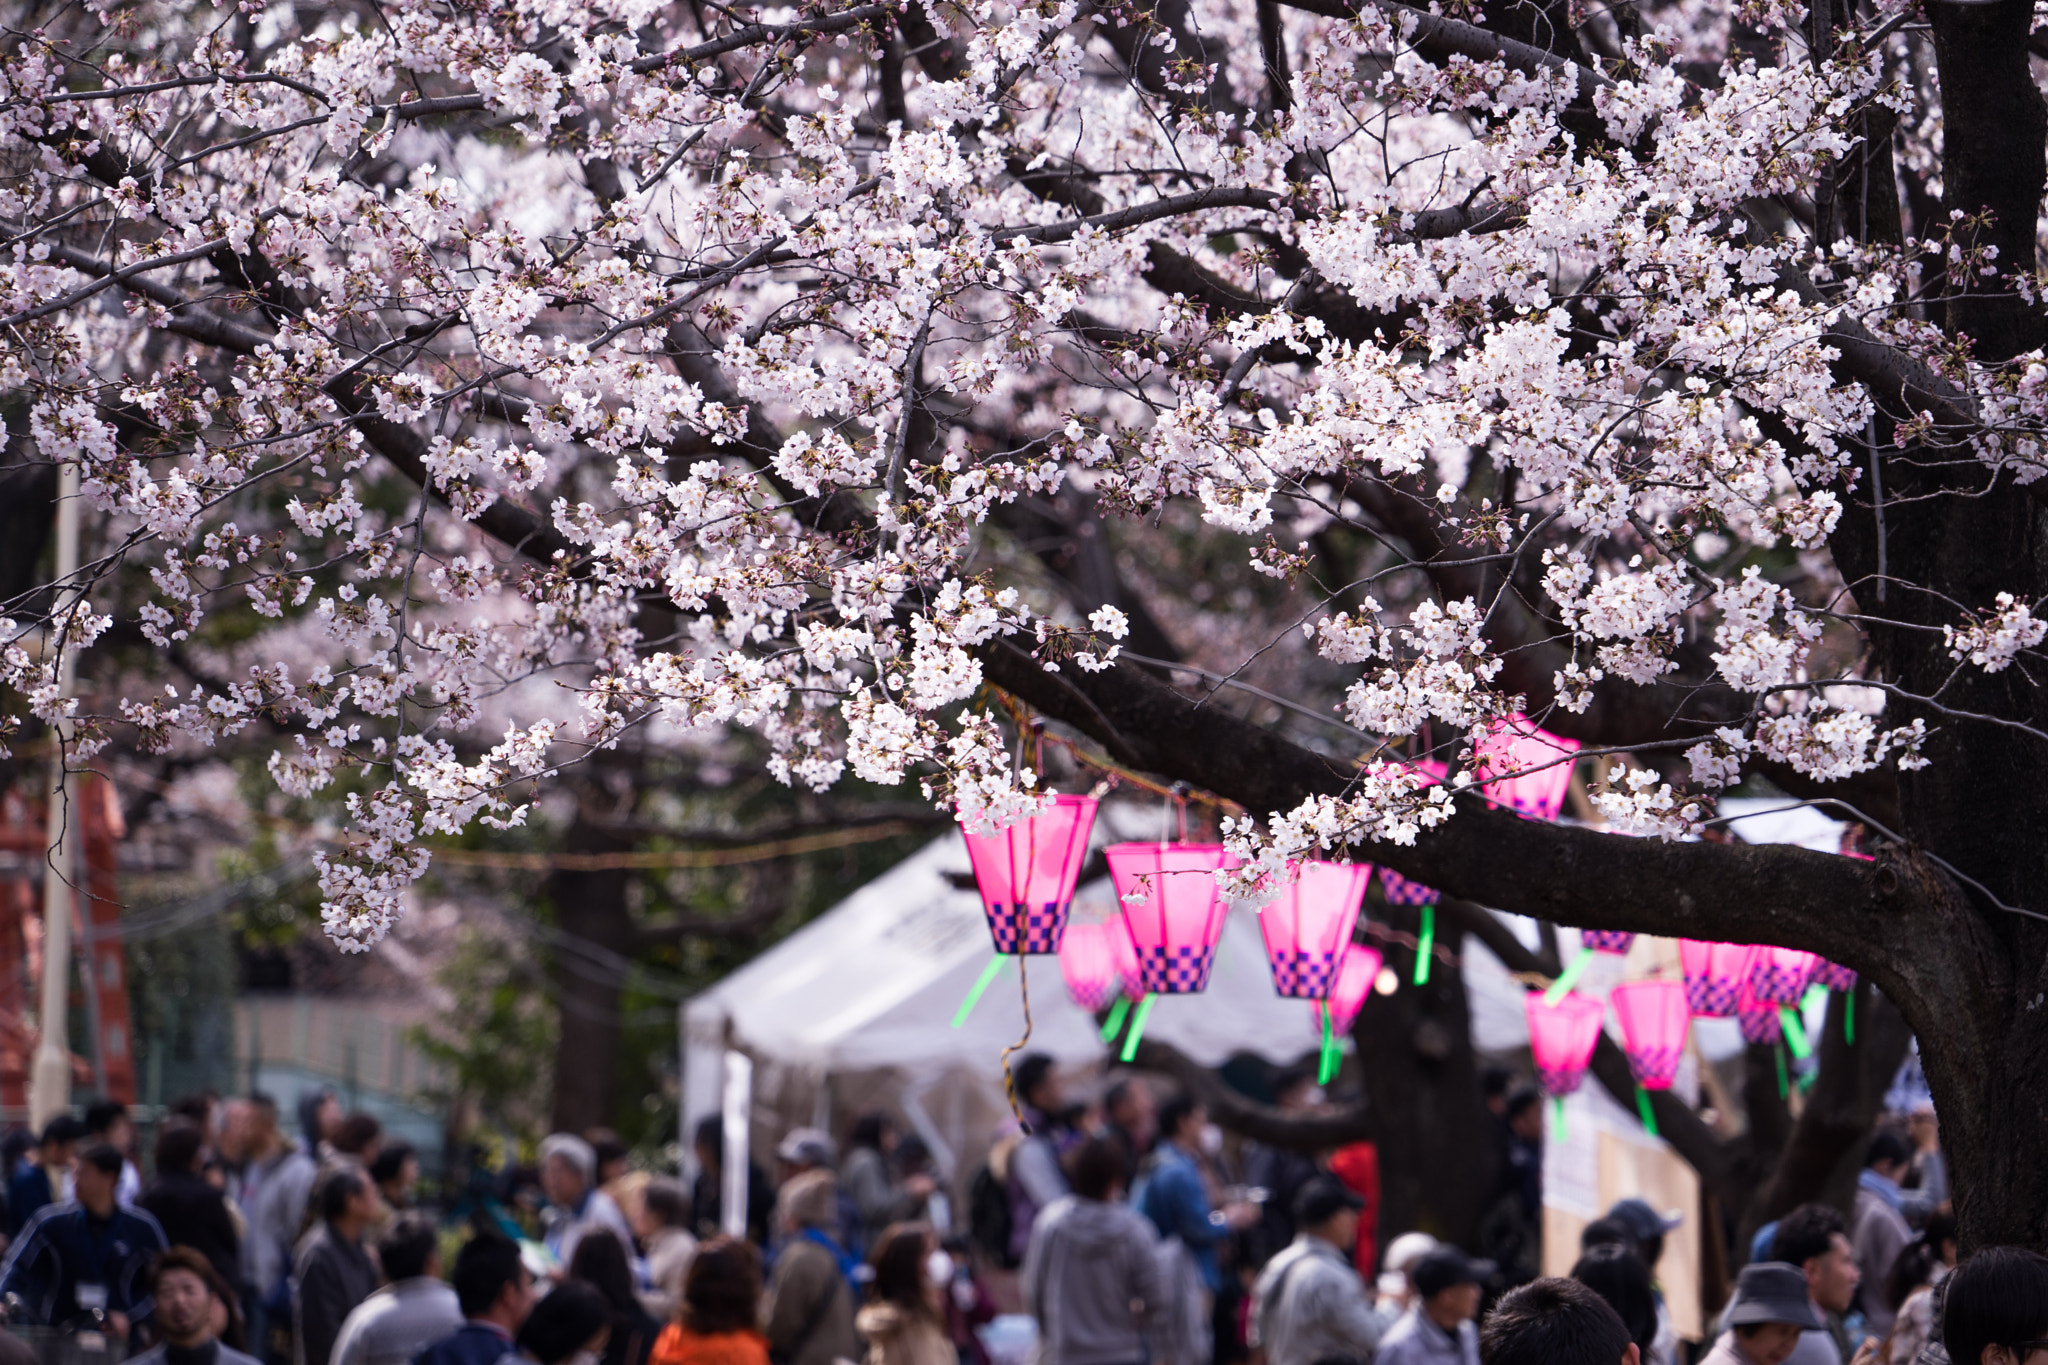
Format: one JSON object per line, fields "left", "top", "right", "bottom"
{"left": 776, "top": 1126, "right": 836, "bottom": 1167}
{"left": 1292, "top": 1175, "right": 1365, "bottom": 1228}
{"left": 1411, "top": 1247, "right": 1497, "bottom": 1298}
{"left": 1607, "top": 1197, "right": 1684, "bottom": 1244}
{"left": 1724, "top": 1262, "right": 1825, "bottom": 1330}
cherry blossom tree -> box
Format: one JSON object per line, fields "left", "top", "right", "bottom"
{"left": 4, "top": 0, "right": 2046, "bottom": 1247}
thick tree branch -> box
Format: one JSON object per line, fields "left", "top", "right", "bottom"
{"left": 1129, "top": 1035, "right": 1376, "bottom": 1148}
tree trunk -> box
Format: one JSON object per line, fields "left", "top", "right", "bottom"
{"left": 1353, "top": 903, "right": 1499, "bottom": 1246}
{"left": 547, "top": 803, "right": 635, "bottom": 1135}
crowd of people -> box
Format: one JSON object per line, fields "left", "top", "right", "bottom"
{"left": 0, "top": 1064, "right": 2019, "bottom": 1365}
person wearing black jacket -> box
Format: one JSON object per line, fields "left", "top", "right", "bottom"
{"left": 0, "top": 1142, "right": 167, "bottom": 1338}
{"left": 141, "top": 1120, "right": 242, "bottom": 1290}
{"left": 294, "top": 1168, "right": 382, "bottom": 1365}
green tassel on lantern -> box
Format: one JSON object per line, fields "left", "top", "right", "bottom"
{"left": 1636, "top": 1085, "right": 1659, "bottom": 1138}
{"left": 1317, "top": 1006, "right": 1340, "bottom": 1085}
{"left": 1098, "top": 995, "right": 1132, "bottom": 1043}
{"left": 1413, "top": 904, "right": 1435, "bottom": 986}
{"left": 1779, "top": 1006, "right": 1813, "bottom": 1060}
{"left": 1551, "top": 1096, "right": 1567, "bottom": 1142}
{"left": 952, "top": 955, "right": 1008, "bottom": 1028}
{"left": 1119, "top": 994, "right": 1157, "bottom": 1063}
{"left": 1845, "top": 991, "right": 1856, "bottom": 1046}
{"left": 1542, "top": 947, "right": 1595, "bottom": 1005}
{"left": 1775, "top": 1042, "right": 1789, "bottom": 1099}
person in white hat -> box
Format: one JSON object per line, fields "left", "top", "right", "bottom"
{"left": 540, "top": 1134, "right": 634, "bottom": 1271}
{"left": 1701, "top": 1263, "right": 1826, "bottom": 1365}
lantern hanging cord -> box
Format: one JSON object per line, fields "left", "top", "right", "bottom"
{"left": 1012, "top": 722, "right": 1245, "bottom": 816}
{"left": 998, "top": 951, "right": 1036, "bottom": 1130}
{"left": 1361, "top": 919, "right": 1460, "bottom": 970}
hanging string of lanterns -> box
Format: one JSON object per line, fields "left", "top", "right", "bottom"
{"left": 949, "top": 701, "right": 1868, "bottom": 1137}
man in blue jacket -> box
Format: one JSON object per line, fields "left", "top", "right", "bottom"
{"left": 0, "top": 1143, "right": 167, "bottom": 1339}
{"left": 411, "top": 1234, "right": 535, "bottom": 1365}
{"left": 1136, "top": 1096, "right": 1257, "bottom": 1293}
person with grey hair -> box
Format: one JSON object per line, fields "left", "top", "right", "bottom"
{"left": 763, "top": 1171, "right": 859, "bottom": 1365}
{"left": 632, "top": 1179, "right": 698, "bottom": 1320}
{"left": 540, "top": 1135, "right": 634, "bottom": 1272}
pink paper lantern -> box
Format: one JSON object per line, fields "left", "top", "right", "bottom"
{"left": 1107, "top": 842, "right": 1239, "bottom": 995}
{"left": 959, "top": 794, "right": 1099, "bottom": 954}
{"left": 1812, "top": 960, "right": 1857, "bottom": 991}
{"left": 1108, "top": 919, "right": 1142, "bottom": 1000}
{"left": 1474, "top": 715, "right": 1582, "bottom": 821}
{"left": 1611, "top": 979, "right": 1690, "bottom": 1090}
{"left": 1058, "top": 922, "right": 1120, "bottom": 1012}
{"left": 1679, "top": 941, "right": 1756, "bottom": 1017}
{"left": 1737, "top": 975, "right": 1782, "bottom": 1044}
{"left": 1313, "top": 943, "right": 1386, "bottom": 1037}
{"left": 1526, "top": 990, "right": 1606, "bottom": 1097}
{"left": 1747, "top": 945, "right": 1820, "bottom": 1006}
{"left": 1260, "top": 861, "right": 1374, "bottom": 998}
{"left": 1581, "top": 930, "right": 1636, "bottom": 954}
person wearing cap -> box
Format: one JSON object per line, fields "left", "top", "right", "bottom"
{"left": 1702, "top": 1263, "right": 1827, "bottom": 1365}
{"left": 1480, "top": 1275, "right": 1641, "bottom": 1365}
{"left": 762, "top": 1170, "right": 860, "bottom": 1365}
{"left": 1248, "top": 1176, "right": 1385, "bottom": 1365}
{"left": 1606, "top": 1199, "right": 1682, "bottom": 1365}
{"left": 1374, "top": 1247, "right": 1492, "bottom": 1365}
{"left": 541, "top": 1135, "right": 635, "bottom": 1272}
{"left": 775, "top": 1128, "right": 864, "bottom": 1257}
{"left": 1377, "top": 1232, "right": 1441, "bottom": 1318}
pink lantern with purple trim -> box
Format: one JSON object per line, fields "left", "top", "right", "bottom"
{"left": 1260, "top": 861, "right": 1374, "bottom": 998}
{"left": 1378, "top": 867, "right": 1439, "bottom": 906}
{"left": 1747, "top": 946, "right": 1820, "bottom": 1006}
{"left": 1313, "top": 943, "right": 1387, "bottom": 1037}
{"left": 1058, "top": 923, "right": 1121, "bottom": 1012}
{"left": 1108, "top": 919, "right": 1142, "bottom": 1000}
{"left": 1812, "top": 960, "right": 1857, "bottom": 991}
{"left": 1680, "top": 941, "right": 1756, "bottom": 1017}
{"left": 1737, "top": 975, "right": 1783, "bottom": 1044}
{"left": 1107, "top": 842, "right": 1239, "bottom": 994}
{"left": 959, "top": 794, "right": 1098, "bottom": 954}
{"left": 1611, "top": 980, "right": 1690, "bottom": 1090}
{"left": 1474, "top": 715, "right": 1582, "bottom": 820}
{"left": 1526, "top": 990, "right": 1606, "bottom": 1097}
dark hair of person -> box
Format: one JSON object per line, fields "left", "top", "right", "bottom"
{"left": 152, "top": 1246, "right": 247, "bottom": 1351}
{"left": 1103, "top": 1079, "right": 1138, "bottom": 1113}
{"left": 335, "top": 1112, "right": 383, "bottom": 1157}
{"left": 378, "top": 1213, "right": 440, "bottom": 1282}
{"left": 1481, "top": 1064, "right": 1515, "bottom": 1101}
{"left": 1569, "top": 1245, "right": 1657, "bottom": 1359}
{"left": 453, "top": 1232, "right": 529, "bottom": 1317}
{"left": 1940, "top": 1246, "right": 2048, "bottom": 1365}
{"left": 1866, "top": 1130, "right": 1911, "bottom": 1169}
{"left": 849, "top": 1112, "right": 890, "bottom": 1152}
{"left": 169, "top": 1095, "right": 213, "bottom": 1126}
{"left": 693, "top": 1116, "right": 724, "bottom": 1162}
{"left": 155, "top": 1119, "right": 207, "bottom": 1177}
{"left": 40, "top": 1114, "right": 86, "bottom": 1147}
{"left": 568, "top": 1229, "right": 642, "bottom": 1318}
{"left": 1770, "top": 1203, "right": 1848, "bottom": 1268}
{"left": 370, "top": 1141, "right": 416, "bottom": 1187}
{"left": 1013, "top": 1054, "right": 1055, "bottom": 1110}
{"left": 1503, "top": 1086, "right": 1542, "bottom": 1122}
{"left": 321, "top": 1167, "right": 368, "bottom": 1223}
{"left": 1157, "top": 1094, "right": 1201, "bottom": 1144}
{"left": 78, "top": 1142, "right": 124, "bottom": 1177}
{"left": 682, "top": 1237, "right": 761, "bottom": 1335}
{"left": 893, "top": 1137, "right": 931, "bottom": 1177}
{"left": 1070, "top": 1137, "right": 1128, "bottom": 1202}
{"left": 642, "top": 1178, "right": 690, "bottom": 1229}
{"left": 517, "top": 1280, "right": 610, "bottom": 1365}
{"left": 1479, "top": 1277, "right": 1632, "bottom": 1365}
{"left": 1886, "top": 1211, "right": 1959, "bottom": 1311}
{"left": 591, "top": 1134, "right": 628, "bottom": 1175}
{"left": 83, "top": 1100, "right": 127, "bottom": 1137}
{"left": 868, "top": 1223, "right": 938, "bottom": 1323}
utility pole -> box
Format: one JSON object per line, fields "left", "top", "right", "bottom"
{"left": 30, "top": 460, "right": 81, "bottom": 1132}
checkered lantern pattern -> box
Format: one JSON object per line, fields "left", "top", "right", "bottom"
{"left": 1747, "top": 947, "right": 1820, "bottom": 1006}
{"left": 1378, "top": 868, "right": 1440, "bottom": 906}
{"left": 1259, "top": 860, "right": 1372, "bottom": 1000}
{"left": 959, "top": 793, "right": 1098, "bottom": 956}
{"left": 987, "top": 901, "right": 1072, "bottom": 955}
{"left": 1611, "top": 978, "right": 1690, "bottom": 1091}
{"left": 1738, "top": 1006, "right": 1783, "bottom": 1044}
{"left": 1811, "top": 960, "right": 1857, "bottom": 991}
{"left": 1581, "top": 930, "right": 1637, "bottom": 954}
{"left": 1135, "top": 943, "right": 1221, "bottom": 994}
{"left": 1107, "top": 841, "right": 1238, "bottom": 997}
{"left": 1680, "top": 940, "right": 1754, "bottom": 1018}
